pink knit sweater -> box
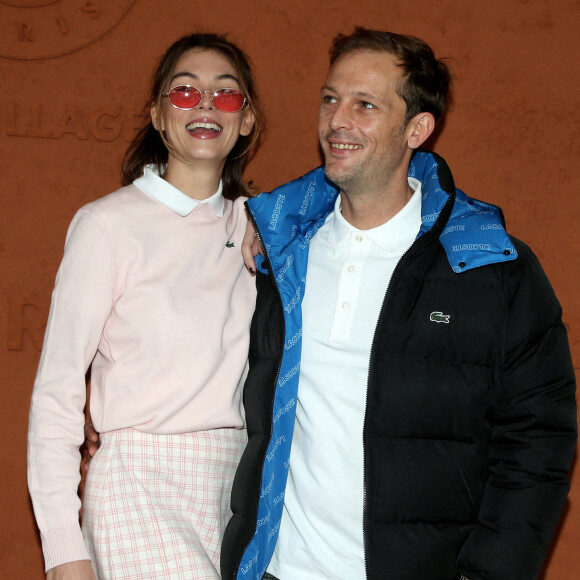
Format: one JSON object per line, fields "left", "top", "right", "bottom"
{"left": 28, "top": 167, "right": 256, "bottom": 570}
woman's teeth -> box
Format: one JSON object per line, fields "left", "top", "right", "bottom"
{"left": 186, "top": 122, "right": 222, "bottom": 132}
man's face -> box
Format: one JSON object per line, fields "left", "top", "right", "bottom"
{"left": 318, "top": 50, "right": 411, "bottom": 196}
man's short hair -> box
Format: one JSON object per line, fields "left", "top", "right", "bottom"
{"left": 329, "top": 27, "right": 452, "bottom": 125}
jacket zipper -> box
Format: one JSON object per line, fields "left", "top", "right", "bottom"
{"left": 363, "top": 254, "right": 402, "bottom": 580}
{"left": 362, "top": 192, "right": 453, "bottom": 579}
{"left": 233, "top": 204, "right": 286, "bottom": 579}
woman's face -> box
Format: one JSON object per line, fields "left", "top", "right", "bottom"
{"left": 151, "top": 48, "right": 255, "bottom": 174}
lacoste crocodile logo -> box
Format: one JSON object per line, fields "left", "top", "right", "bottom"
{"left": 226, "top": 241, "right": 235, "bottom": 248}
{"left": 430, "top": 311, "right": 451, "bottom": 324}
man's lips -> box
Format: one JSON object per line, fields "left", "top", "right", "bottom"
{"left": 326, "top": 132, "right": 363, "bottom": 151}
{"left": 330, "top": 142, "right": 362, "bottom": 150}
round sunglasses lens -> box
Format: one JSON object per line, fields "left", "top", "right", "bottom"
{"left": 169, "top": 86, "right": 200, "bottom": 109}
{"left": 214, "top": 89, "right": 246, "bottom": 112}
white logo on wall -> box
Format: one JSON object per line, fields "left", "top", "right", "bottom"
{"left": 0, "top": 0, "right": 137, "bottom": 60}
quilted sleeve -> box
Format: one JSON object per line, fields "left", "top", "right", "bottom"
{"left": 457, "top": 240, "right": 577, "bottom": 580}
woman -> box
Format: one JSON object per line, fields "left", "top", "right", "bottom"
{"left": 27, "top": 32, "right": 264, "bottom": 580}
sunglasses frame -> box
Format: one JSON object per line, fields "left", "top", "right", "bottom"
{"left": 162, "top": 85, "right": 247, "bottom": 113}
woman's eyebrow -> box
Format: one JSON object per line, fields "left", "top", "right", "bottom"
{"left": 169, "top": 72, "right": 240, "bottom": 84}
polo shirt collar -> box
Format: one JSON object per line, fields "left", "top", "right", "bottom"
{"left": 327, "top": 177, "right": 422, "bottom": 251}
{"left": 134, "top": 164, "right": 225, "bottom": 217}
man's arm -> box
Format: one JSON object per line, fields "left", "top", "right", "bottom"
{"left": 83, "top": 422, "right": 100, "bottom": 470}
{"left": 457, "top": 242, "right": 577, "bottom": 580}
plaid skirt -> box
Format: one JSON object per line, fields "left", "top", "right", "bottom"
{"left": 82, "top": 427, "right": 247, "bottom": 579}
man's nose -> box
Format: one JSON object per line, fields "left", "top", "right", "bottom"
{"left": 329, "top": 102, "right": 352, "bottom": 130}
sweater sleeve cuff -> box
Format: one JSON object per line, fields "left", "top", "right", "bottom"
{"left": 41, "top": 523, "right": 91, "bottom": 571}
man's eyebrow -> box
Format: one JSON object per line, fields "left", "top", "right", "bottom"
{"left": 169, "top": 72, "right": 241, "bottom": 84}
{"left": 321, "top": 84, "right": 381, "bottom": 101}
{"left": 354, "top": 90, "right": 381, "bottom": 100}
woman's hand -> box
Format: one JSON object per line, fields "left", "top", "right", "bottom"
{"left": 83, "top": 422, "right": 100, "bottom": 471}
{"left": 47, "top": 561, "right": 96, "bottom": 580}
{"left": 242, "top": 221, "right": 260, "bottom": 275}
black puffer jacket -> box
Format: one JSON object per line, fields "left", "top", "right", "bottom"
{"left": 222, "top": 152, "right": 577, "bottom": 580}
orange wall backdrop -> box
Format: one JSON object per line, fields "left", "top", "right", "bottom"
{"left": 1, "top": 0, "right": 578, "bottom": 577}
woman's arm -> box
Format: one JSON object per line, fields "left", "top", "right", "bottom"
{"left": 28, "top": 208, "right": 116, "bottom": 571}
{"left": 47, "top": 560, "right": 96, "bottom": 580}
{"left": 241, "top": 220, "right": 260, "bottom": 275}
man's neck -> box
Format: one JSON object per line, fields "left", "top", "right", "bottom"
{"left": 339, "top": 174, "right": 415, "bottom": 230}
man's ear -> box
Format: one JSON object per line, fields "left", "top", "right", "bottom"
{"left": 407, "top": 113, "right": 435, "bottom": 149}
{"left": 150, "top": 103, "right": 164, "bottom": 132}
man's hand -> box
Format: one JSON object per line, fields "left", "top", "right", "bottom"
{"left": 47, "top": 560, "right": 96, "bottom": 580}
{"left": 242, "top": 221, "right": 260, "bottom": 275}
{"left": 83, "top": 422, "right": 100, "bottom": 471}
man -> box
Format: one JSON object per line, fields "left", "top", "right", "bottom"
{"left": 220, "top": 28, "right": 577, "bottom": 580}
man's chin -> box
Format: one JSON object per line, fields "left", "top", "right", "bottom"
{"left": 324, "top": 166, "right": 350, "bottom": 188}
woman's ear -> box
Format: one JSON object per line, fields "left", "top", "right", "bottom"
{"left": 406, "top": 113, "right": 435, "bottom": 150}
{"left": 239, "top": 108, "right": 255, "bottom": 137}
{"left": 150, "top": 103, "right": 164, "bottom": 132}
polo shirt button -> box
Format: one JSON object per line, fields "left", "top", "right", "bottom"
{"left": 342, "top": 302, "right": 350, "bottom": 309}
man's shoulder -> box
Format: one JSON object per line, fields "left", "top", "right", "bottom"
{"left": 248, "top": 166, "right": 338, "bottom": 222}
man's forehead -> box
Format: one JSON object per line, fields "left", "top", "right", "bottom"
{"left": 324, "top": 50, "right": 403, "bottom": 89}
{"left": 332, "top": 48, "right": 400, "bottom": 66}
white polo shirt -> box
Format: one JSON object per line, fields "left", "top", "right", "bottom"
{"left": 268, "top": 178, "right": 422, "bottom": 580}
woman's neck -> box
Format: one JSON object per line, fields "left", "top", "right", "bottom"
{"left": 163, "top": 157, "right": 225, "bottom": 200}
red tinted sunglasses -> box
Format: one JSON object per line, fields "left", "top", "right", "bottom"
{"left": 162, "top": 85, "right": 247, "bottom": 113}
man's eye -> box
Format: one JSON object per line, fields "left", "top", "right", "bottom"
{"left": 360, "top": 101, "right": 376, "bottom": 109}
{"left": 322, "top": 95, "right": 338, "bottom": 104}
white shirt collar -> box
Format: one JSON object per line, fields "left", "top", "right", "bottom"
{"left": 326, "top": 177, "right": 422, "bottom": 251}
{"left": 133, "top": 165, "right": 225, "bottom": 217}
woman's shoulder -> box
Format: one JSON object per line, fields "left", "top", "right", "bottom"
{"left": 80, "top": 182, "right": 142, "bottom": 216}
{"left": 223, "top": 194, "right": 250, "bottom": 218}
{"left": 65, "top": 183, "right": 146, "bottom": 244}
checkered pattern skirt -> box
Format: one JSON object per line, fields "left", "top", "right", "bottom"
{"left": 82, "top": 427, "right": 247, "bottom": 579}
